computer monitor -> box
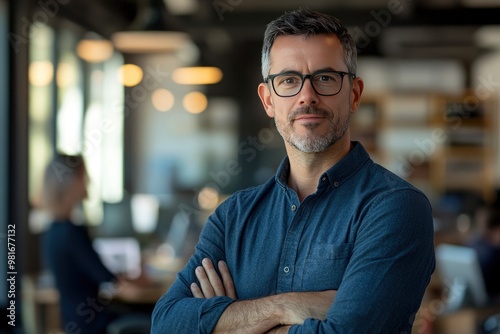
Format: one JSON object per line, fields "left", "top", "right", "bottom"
{"left": 93, "top": 237, "right": 142, "bottom": 279}
{"left": 435, "top": 243, "right": 489, "bottom": 311}
{"left": 99, "top": 198, "right": 136, "bottom": 237}
{"left": 165, "top": 211, "right": 191, "bottom": 257}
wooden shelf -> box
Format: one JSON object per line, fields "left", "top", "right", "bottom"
{"left": 355, "top": 90, "right": 496, "bottom": 203}
{"left": 430, "top": 92, "right": 495, "bottom": 202}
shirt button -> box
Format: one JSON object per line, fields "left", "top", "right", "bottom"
{"left": 283, "top": 266, "right": 290, "bottom": 273}
{"left": 334, "top": 181, "right": 340, "bottom": 187}
{"left": 291, "top": 204, "right": 296, "bottom": 211}
{"left": 322, "top": 176, "right": 327, "bottom": 182}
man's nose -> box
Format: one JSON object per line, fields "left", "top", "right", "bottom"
{"left": 298, "top": 78, "right": 318, "bottom": 105}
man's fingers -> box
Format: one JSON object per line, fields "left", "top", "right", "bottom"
{"left": 218, "top": 261, "right": 237, "bottom": 299}
{"left": 195, "top": 265, "right": 216, "bottom": 298}
{"left": 202, "top": 258, "right": 226, "bottom": 296}
{"left": 192, "top": 258, "right": 237, "bottom": 300}
{"left": 190, "top": 282, "right": 204, "bottom": 298}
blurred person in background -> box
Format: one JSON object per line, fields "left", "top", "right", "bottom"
{"left": 41, "top": 153, "right": 149, "bottom": 334}
{"left": 470, "top": 204, "right": 500, "bottom": 301}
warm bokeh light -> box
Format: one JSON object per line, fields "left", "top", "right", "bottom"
{"left": 152, "top": 88, "right": 175, "bottom": 112}
{"left": 76, "top": 39, "right": 114, "bottom": 63}
{"left": 29, "top": 61, "right": 54, "bottom": 87}
{"left": 172, "top": 66, "right": 223, "bottom": 85}
{"left": 183, "top": 91, "right": 207, "bottom": 114}
{"left": 198, "top": 186, "right": 219, "bottom": 210}
{"left": 118, "top": 64, "right": 143, "bottom": 87}
{"left": 56, "top": 62, "right": 78, "bottom": 88}
{"left": 112, "top": 31, "right": 191, "bottom": 53}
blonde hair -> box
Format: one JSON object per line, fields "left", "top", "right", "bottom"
{"left": 42, "top": 154, "right": 86, "bottom": 217}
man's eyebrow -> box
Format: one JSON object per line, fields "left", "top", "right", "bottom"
{"left": 314, "top": 67, "right": 341, "bottom": 72}
{"left": 273, "top": 67, "right": 343, "bottom": 75}
{"left": 272, "top": 68, "right": 301, "bottom": 75}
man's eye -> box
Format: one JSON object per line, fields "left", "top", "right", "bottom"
{"left": 278, "top": 76, "right": 300, "bottom": 85}
{"left": 317, "top": 75, "right": 335, "bottom": 82}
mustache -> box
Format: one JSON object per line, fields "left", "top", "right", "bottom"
{"left": 288, "top": 106, "right": 330, "bottom": 121}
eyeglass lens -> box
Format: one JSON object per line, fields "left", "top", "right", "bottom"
{"left": 272, "top": 72, "right": 343, "bottom": 97}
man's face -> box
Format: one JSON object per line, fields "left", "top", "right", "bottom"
{"left": 258, "top": 34, "right": 363, "bottom": 153}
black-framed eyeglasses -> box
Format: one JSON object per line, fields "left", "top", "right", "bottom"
{"left": 265, "top": 70, "right": 356, "bottom": 97}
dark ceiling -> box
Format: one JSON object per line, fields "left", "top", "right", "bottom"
{"left": 49, "top": 0, "right": 500, "bottom": 61}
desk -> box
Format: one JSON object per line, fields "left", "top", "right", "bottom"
{"left": 30, "top": 276, "right": 174, "bottom": 334}
{"left": 432, "top": 306, "right": 500, "bottom": 334}
{"left": 35, "top": 279, "right": 173, "bottom": 304}
{"left": 113, "top": 277, "right": 175, "bottom": 304}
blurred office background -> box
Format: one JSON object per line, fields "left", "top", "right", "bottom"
{"left": 1, "top": 0, "right": 500, "bottom": 333}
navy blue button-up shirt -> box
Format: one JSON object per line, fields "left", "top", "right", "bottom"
{"left": 152, "top": 142, "right": 435, "bottom": 333}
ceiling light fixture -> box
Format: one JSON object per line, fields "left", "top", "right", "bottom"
{"left": 76, "top": 39, "right": 114, "bottom": 63}
{"left": 172, "top": 66, "right": 223, "bottom": 85}
{"left": 183, "top": 91, "right": 207, "bottom": 114}
{"left": 112, "top": 31, "right": 191, "bottom": 54}
{"left": 152, "top": 88, "right": 175, "bottom": 112}
{"left": 111, "top": 0, "right": 194, "bottom": 54}
{"left": 118, "top": 64, "right": 144, "bottom": 87}
{"left": 29, "top": 61, "right": 54, "bottom": 87}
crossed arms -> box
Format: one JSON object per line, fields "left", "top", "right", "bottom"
{"left": 151, "top": 189, "right": 435, "bottom": 333}
{"left": 190, "top": 258, "right": 336, "bottom": 334}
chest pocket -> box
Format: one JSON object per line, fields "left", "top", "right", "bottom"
{"left": 300, "top": 242, "right": 353, "bottom": 291}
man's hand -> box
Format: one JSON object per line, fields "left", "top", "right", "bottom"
{"left": 190, "top": 258, "right": 336, "bottom": 333}
{"left": 190, "top": 258, "right": 237, "bottom": 299}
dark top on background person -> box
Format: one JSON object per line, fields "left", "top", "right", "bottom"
{"left": 42, "top": 220, "right": 117, "bottom": 334}
{"left": 40, "top": 154, "right": 117, "bottom": 334}
{"left": 469, "top": 206, "right": 500, "bottom": 299}
{"left": 152, "top": 8, "right": 435, "bottom": 334}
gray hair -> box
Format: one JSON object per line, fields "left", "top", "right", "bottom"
{"left": 261, "top": 8, "right": 357, "bottom": 81}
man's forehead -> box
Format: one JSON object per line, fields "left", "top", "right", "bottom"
{"left": 271, "top": 34, "right": 341, "bottom": 47}
{"left": 269, "top": 34, "right": 343, "bottom": 59}
{"left": 269, "top": 34, "right": 345, "bottom": 68}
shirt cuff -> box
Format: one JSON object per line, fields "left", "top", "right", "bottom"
{"left": 199, "top": 296, "right": 234, "bottom": 334}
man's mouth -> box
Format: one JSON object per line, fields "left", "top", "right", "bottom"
{"left": 294, "top": 114, "right": 325, "bottom": 122}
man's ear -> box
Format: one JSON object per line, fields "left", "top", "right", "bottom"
{"left": 350, "top": 77, "right": 364, "bottom": 113}
{"left": 258, "top": 83, "right": 275, "bottom": 118}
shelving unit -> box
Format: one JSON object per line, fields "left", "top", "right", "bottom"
{"left": 353, "top": 90, "right": 497, "bottom": 204}
{"left": 429, "top": 91, "right": 496, "bottom": 203}
{"left": 351, "top": 94, "right": 384, "bottom": 157}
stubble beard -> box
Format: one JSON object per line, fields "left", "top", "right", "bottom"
{"left": 275, "top": 105, "right": 351, "bottom": 153}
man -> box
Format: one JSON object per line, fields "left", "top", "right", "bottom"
{"left": 152, "top": 8, "right": 435, "bottom": 333}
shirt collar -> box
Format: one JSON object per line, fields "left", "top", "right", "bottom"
{"left": 275, "top": 141, "right": 371, "bottom": 189}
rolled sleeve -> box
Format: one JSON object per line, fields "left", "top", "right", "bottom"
{"left": 152, "top": 200, "right": 234, "bottom": 333}
{"left": 152, "top": 291, "right": 234, "bottom": 333}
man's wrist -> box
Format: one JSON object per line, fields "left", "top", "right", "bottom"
{"left": 266, "top": 325, "right": 292, "bottom": 333}
{"left": 213, "top": 297, "right": 285, "bottom": 333}
{"left": 270, "top": 292, "right": 300, "bottom": 325}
